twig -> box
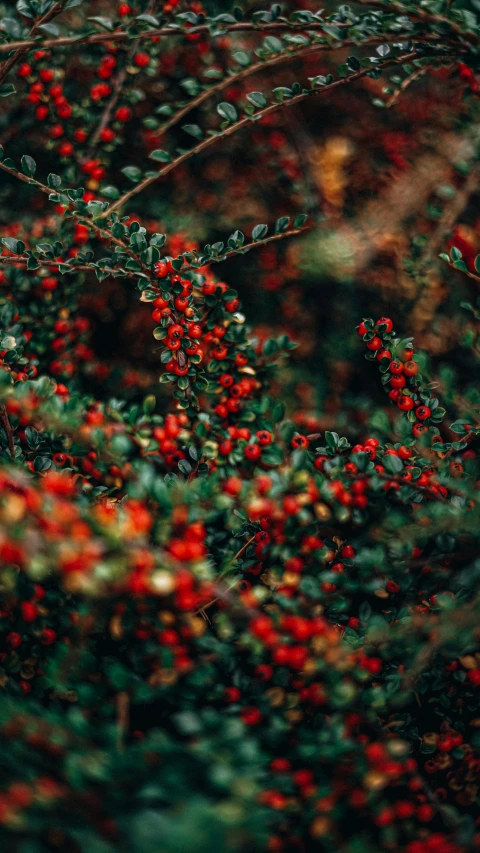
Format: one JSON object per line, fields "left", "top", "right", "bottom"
{"left": 180, "top": 226, "right": 310, "bottom": 272}
{"left": 154, "top": 33, "right": 444, "bottom": 140}
{"left": 442, "top": 420, "right": 480, "bottom": 461}
{"left": 385, "top": 65, "right": 430, "bottom": 107}
{"left": 116, "top": 691, "right": 129, "bottom": 752}
{"left": 0, "top": 253, "right": 142, "bottom": 279}
{"left": 443, "top": 259, "right": 480, "bottom": 284}
{"left": 194, "top": 533, "right": 257, "bottom": 616}
{"left": 104, "top": 51, "right": 426, "bottom": 216}
{"left": 0, "top": 19, "right": 382, "bottom": 56}
{"left": 85, "top": 65, "right": 129, "bottom": 159}
{"left": 0, "top": 403, "right": 15, "bottom": 458}
{"left": 424, "top": 163, "right": 480, "bottom": 267}
{"left": 84, "top": 0, "right": 158, "bottom": 160}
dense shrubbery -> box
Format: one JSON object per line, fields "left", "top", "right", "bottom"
{"left": 0, "top": 1, "right": 479, "bottom": 851}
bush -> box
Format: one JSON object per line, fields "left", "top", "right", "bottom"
{"left": 0, "top": 1, "right": 479, "bottom": 851}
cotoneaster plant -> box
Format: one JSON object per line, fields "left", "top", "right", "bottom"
{"left": 0, "top": 2, "right": 478, "bottom": 853}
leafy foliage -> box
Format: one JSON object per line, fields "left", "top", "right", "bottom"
{"left": 0, "top": 2, "right": 477, "bottom": 853}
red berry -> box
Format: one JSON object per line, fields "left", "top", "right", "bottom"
{"left": 412, "top": 423, "right": 429, "bottom": 439}
{"left": 291, "top": 434, "right": 308, "bottom": 450}
{"left": 134, "top": 52, "right": 151, "bottom": 68}
{"left": 467, "top": 668, "right": 480, "bottom": 686}
{"left": 154, "top": 261, "right": 169, "bottom": 279}
{"left": 6, "top": 632, "right": 22, "bottom": 649}
{"left": 244, "top": 444, "right": 261, "bottom": 461}
{"left": 397, "top": 395, "right": 414, "bottom": 411}
{"left": 241, "top": 706, "right": 262, "bottom": 725}
{"left": 100, "top": 128, "right": 115, "bottom": 143}
{"left": 21, "top": 602, "right": 38, "bottom": 622}
{"left": 17, "top": 63, "right": 32, "bottom": 78}
{"left": 376, "top": 317, "right": 393, "bottom": 333}
{"left": 40, "top": 69, "right": 54, "bottom": 83}
{"left": 115, "top": 106, "right": 131, "bottom": 122}
{"left": 403, "top": 361, "right": 418, "bottom": 377}
{"left": 376, "top": 349, "right": 392, "bottom": 361}
{"left": 341, "top": 545, "right": 355, "bottom": 559}
{"left": 415, "top": 406, "right": 431, "bottom": 421}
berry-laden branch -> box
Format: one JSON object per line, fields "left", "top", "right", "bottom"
{"left": 0, "top": 156, "right": 151, "bottom": 275}
{"left": 358, "top": 316, "right": 480, "bottom": 458}
{"left": 0, "top": 1, "right": 67, "bottom": 86}
{"left": 0, "top": 4, "right": 478, "bottom": 852}
{"left": 104, "top": 50, "right": 426, "bottom": 216}
{"left": 358, "top": 316, "right": 447, "bottom": 441}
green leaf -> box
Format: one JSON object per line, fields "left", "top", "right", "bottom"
{"left": 47, "top": 173, "right": 61, "bottom": 189}
{"left": 101, "top": 185, "right": 120, "bottom": 199}
{"left": 0, "top": 335, "right": 15, "bottom": 350}
{"left": 325, "top": 431, "right": 339, "bottom": 450}
{"left": 0, "top": 84, "right": 16, "bottom": 98}
{"left": 293, "top": 214, "right": 308, "bottom": 228}
{"left": 217, "top": 102, "right": 238, "bottom": 122}
{"left": 121, "top": 166, "right": 142, "bottom": 183}
{"left": 246, "top": 92, "right": 267, "bottom": 109}
{"left": 449, "top": 420, "right": 469, "bottom": 435}
{"left": 383, "top": 454, "right": 404, "bottom": 474}
{"left": 1, "top": 237, "right": 19, "bottom": 253}
{"left": 21, "top": 154, "right": 36, "bottom": 178}
{"left": 233, "top": 50, "right": 250, "bottom": 66}
{"left": 264, "top": 35, "right": 283, "bottom": 53}
{"left": 149, "top": 150, "right": 171, "bottom": 163}
{"left": 275, "top": 216, "right": 290, "bottom": 233}
{"left": 252, "top": 224, "right": 268, "bottom": 241}
{"left": 263, "top": 338, "right": 279, "bottom": 356}
{"left": 182, "top": 124, "right": 203, "bottom": 139}
{"left": 88, "top": 16, "right": 114, "bottom": 30}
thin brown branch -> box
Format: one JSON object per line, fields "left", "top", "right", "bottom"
{"left": 105, "top": 51, "right": 425, "bottom": 216}
{"left": 442, "top": 420, "right": 480, "bottom": 461}
{"left": 0, "top": 3, "right": 472, "bottom": 57}
{"left": 385, "top": 65, "right": 430, "bottom": 108}
{"left": 181, "top": 226, "right": 310, "bottom": 272}
{"left": 0, "top": 19, "right": 362, "bottom": 56}
{"left": 424, "top": 164, "right": 480, "bottom": 267}
{"left": 0, "top": 254, "right": 141, "bottom": 279}
{"left": 84, "top": 0, "right": 158, "bottom": 160}
{"left": 0, "top": 403, "right": 15, "bottom": 458}
{"left": 194, "top": 533, "right": 257, "bottom": 616}
{"left": 84, "top": 65, "right": 129, "bottom": 159}
{"left": 155, "top": 33, "right": 444, "bottom": 140}
{"left": 116, "top": 691, "right": 129, "bottom": 752}
{"left": 444, "top": 259, "right": 480, "bottom": 284}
